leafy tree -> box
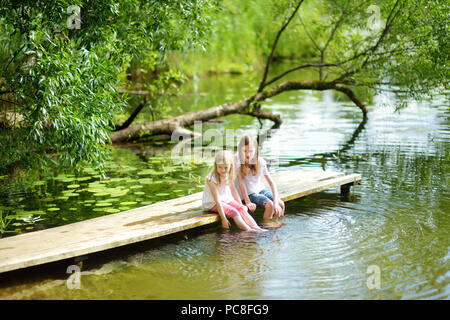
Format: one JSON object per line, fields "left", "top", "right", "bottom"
{"left": 1, "top": 0, "right": 448, "bottom": 171}
{"left": 256, "top": 0, "right": 449, "bottom": 106}
{"left": 111, "top": 0, "right": 449, "bottom": 143}
{"left": 0, "top": 0, "right": 216, "bottom": 174}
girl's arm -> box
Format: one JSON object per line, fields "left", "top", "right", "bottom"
{"left": 230, "top": 182, "right": 242, "bottom": 203}
{"left": 237, "top": 170, "right": 256, "bottom": 212}
{"left": 206, "top": 179, "right": 231, "bottom": 229}
{"left": 264, "top": 167, "right": 281, "bottom": 214}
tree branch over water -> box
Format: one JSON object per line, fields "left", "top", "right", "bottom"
{"left": 258, "top": 0, "right": 305, "bottom": 93}
{"left": 0, "top": 0, "right": 447, "bottom": 171}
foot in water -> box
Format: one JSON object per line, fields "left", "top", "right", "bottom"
{"left": 251, "top": 226, "right": 269, "bottom": 232}
{"left": 261, "top": 218, "right": 283, "bottom": 228}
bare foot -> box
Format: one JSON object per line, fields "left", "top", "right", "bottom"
{"left": 251, "top": 226, "right": 269, "bottom": 232}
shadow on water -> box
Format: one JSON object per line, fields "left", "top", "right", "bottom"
{"left": 276, "top": 117, "right": 368, "bottom": 169}
{"left": 0, "top": 223, "right": 218, "bottom": 299}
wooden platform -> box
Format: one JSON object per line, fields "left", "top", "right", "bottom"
{"left": 0, "top": 169, "right": 361, "bottom": 274}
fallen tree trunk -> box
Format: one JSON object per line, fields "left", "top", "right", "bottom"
{"left": 1, "top": 80, "right": 367, "bottom": 144}
{"left": 109, "top": 79, "right": 367, "bottom": 143}
{"left": 109, "top": 96, "right": 277, "bottom": 143}
{"left": 110, "top": 0, "right": 371, "bottom": 144}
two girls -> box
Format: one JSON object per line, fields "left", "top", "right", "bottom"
{"left": 202, "top": 136, "right": 284, "bottom": 231}
{"left": 202, "top": 150, "right": 267, "bottom": 232}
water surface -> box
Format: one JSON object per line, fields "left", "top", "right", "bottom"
{"left": 0, "top": 67, "right": 448, "bottom": 300}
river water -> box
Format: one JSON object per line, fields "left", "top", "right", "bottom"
{"left": 0, "top": 68, "right": 448, "bottom": 299}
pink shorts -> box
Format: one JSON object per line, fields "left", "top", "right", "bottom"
{"left": 210, "top": 199, "right": 244, "bottom": 218}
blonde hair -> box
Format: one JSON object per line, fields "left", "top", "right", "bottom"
{"left": 237, "top": 135, "right": 259, "bottom": 178}
{"left": 212, "top": 149, "right": 235, "bottom": 185}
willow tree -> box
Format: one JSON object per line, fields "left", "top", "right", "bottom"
{"left": 1, "top": 0, "right": 448, "bottom": 172}
{"left": 111, "top": 0, "right": 448, "bottom": 142}
{"left": 0, "top": 0, "right": 216, "bottom": 173}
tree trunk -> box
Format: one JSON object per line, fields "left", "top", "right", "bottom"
{"left": 109, "top": 96, "right": 280, "bottom": 143}
{"left": 109, "top": 79, "right": 367, "bottom": 143}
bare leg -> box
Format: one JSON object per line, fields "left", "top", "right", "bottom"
{"left": 231, "top": 214, "right": 253, "bottom": 231}
{"left": 263, "top": 200, "right": 274, "bottom": 220}
{"left": 240, "top": 208, "right": 268, "bottom": 232}
{"left": 279, "top": 199, "right": 285, "bottom": 216}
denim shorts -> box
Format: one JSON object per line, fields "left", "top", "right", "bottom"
{"left": 248, "top": 188, "right": 273, "bottom": 207}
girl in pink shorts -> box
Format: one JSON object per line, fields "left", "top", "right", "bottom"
{"left": 202, "top": 150, "right": 267, "bottom": 232}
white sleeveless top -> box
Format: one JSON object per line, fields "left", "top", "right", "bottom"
{"left": 202, "top": 172, "right": 234, "bottom": 210}
{"left": 235, "top": 155, "right": 267, "bottom": 197}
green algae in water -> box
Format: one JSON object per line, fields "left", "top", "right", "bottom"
{"left": 137, "top": 169, "right": 158, "bottom": 176}
{"left": 75, "top": 177, "right": 92, "bottom": 182}
{"left": 108, "top": 188, "right": 130, "bottom": 198}
{"left": 155, "top": 193, "right": 170, "bottom": 197}
{"left": 93, "top": 192, "right": 110, "bottom": 197}
{"left": 93, "top": 207, "right": 110, "bottom": 212}
{"left": 95, "top": 202, "right": 113, "bottom": 207}
{"left": 104, "top": 208, "right": 120, "bottom": 213}
{"left": 138, "top": 178, "right": 153, "bottom": 184}
{"left": 62, "top": 191, "right": 79, "bottom": 197}
{"left": 85, "top": 187, "right": 106, "bottom": 193}
{"left": 119, "top": 201, "right": 137, "bottom": 206}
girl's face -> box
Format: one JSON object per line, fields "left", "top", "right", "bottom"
{"left": 243, "top": 145, "right": 256, "bottom": 164}
{"left": 216, "top": 162, "right": 231, "bottom": 178}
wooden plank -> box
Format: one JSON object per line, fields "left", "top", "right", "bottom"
{"left": 277, "top": 173, "right": 361, "bottom": 201}
{"left": 0, "top": 169, "right": 361, "bottom": 274}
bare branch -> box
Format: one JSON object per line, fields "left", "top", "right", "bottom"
{"left": 333, "top": 84, "right": 368, "bottom": 116}
{"left": 360, "top": 0, "right": 403, "bottom": 70}
{"left": 322, "top": 0, "right": 352, "bottom": 53}
{"left": 297, "top": 14, "right": 322, "bottom": 52}
{"left": 263, "top": 62, "right": 339, "bottom": 88}
{"left": 258, "top": 0, "right": 305, "bottom": 93}
{"left": 114, "top": 98, "right": 147, "bottom": 131}
{"left": 334, "top": 0, "right": 404, "bottom": 82}
{"left": 3, "top": 43, "right": 26, "bottom": 75}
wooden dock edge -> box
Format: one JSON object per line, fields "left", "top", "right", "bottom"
{"left": 0, "top": 213, "right": 219, "bottom": 274}
{"left": 0, "top": 170, "right": 361, "bottom": 274}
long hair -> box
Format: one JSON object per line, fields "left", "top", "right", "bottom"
{"left": 212, "top": 149, "right": 235, "bottom": 185}
{"left": 237, "top": 135, "right": 259, "bottom": 178}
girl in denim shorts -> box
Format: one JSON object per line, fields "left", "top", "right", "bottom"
{"left": 203, "top": 150, "right": 267, "bottom": 232}
{"left": 235, "top": 136, "right": 285, "bottom": 220}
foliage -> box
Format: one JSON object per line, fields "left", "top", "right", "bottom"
{"left": 0, "top": 0, "right": 447, "bottom": 175}
{"left": 0, "top": 0, "right": 217, "bottom": 174}
{"left": 177, "top": 0, "right": 449, "bottom": 104}
{"left": 176, "top": 0, "right": 319, "bottom": 75}
{"left": 309, "top": 0, "right": 450, "bottom": 97}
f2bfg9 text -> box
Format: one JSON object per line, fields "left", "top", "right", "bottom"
{"left": 225, "top": 304, "right": 269, "bottom": 315}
